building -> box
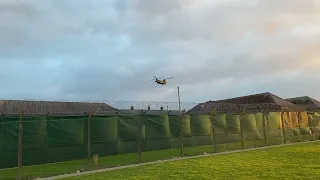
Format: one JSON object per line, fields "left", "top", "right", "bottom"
{"left": 188, "top": 92, "right": 304, "bottom": 114}
{"left": 286, "top": 96, "right": 320, "bottom": 111}
{"left": 0, "top": 100, "right": 117, "bottom": 115}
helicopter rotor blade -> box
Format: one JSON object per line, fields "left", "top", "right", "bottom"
{"left": 165, "top": 77, "right": 174, "bottom": 80}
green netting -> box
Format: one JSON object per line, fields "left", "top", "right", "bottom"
{"left": 289, "top": 112, "right": 299, "bottom": 128}
{"left": 282, "top": 112, "right": 292, "bottom": 142}
{"left": 190, "top": 115, "right": 212, "bottom": 146}
{"left": 182, "top": 115, "right": 192, "bottom": 137}
{"left": 47, "top": 116, "right": 86, "bottom": 147}
{"left": 2, "top": 117, "right": 46, "bottom": 150}
{"left": 256, "top": 113, "right": 265, "bottom": 135}
{"left": 144, "top": 114, "right": 170, "bottom": 140}
{"left": 300, "top": 112, "right": 309, "bottom": 127}
{"left": 227, "top": 114, "right": 241, "bottom": 135}
{"left": 241, "top": 113, "right": 263, "bottom": 148}
{"left": 227, "top": 114, "right": 241, "bottom": 141}
{"left": 308, "top": 112, "right": 320, "bottom": 140}
{"left": 46, "top": 116, "right": 87, "bottom": 162}
{"left": 299, "top": 111, "right": 313, "bottom": 141}
{"left": 0, "top": 116, "right": 3, "bottom": 168}
{"left": 144, "top": 113, "right": 170, "bottom": 151}
{"left": 1, "top": 116, "right": 48, "bottom": 168}
{"left": 168, "top": 114, "right": 180, "bottom": 138}
{"left": 181, "top": 114, "right": 193, "bottom": 147}
{"left": 1, "top": 110, "right": 320, "bottom": 170}
{"left": 168, "top": 114, "right": 192, "bottom": 148}
{"left": 212, "top": 114, "right": 228, "bottom": 145}
{"left": 265, "top": 112, "right": 283, "bottom": 145}
{"left": 226, "top": 114, "right": 242, "bottom": 150}
{"left": 254, "top": 113, "right": 267, "bottom": 147}
{"left": 91, "top": 115, "right": 119, "bottom": 156}
{"left": 2, "top": 117, "right": 19, "bottom": 152}
{"left": 21, "top": 117, "right": 47, "bottom": 166}
{"left": 117, "top": 114, "right": 140, "bottom": 153}
{"left": 190, "top": 115, "right": 211, "bottom": 136}
{"left": 92, "top": 115, "right": 118, "bottom": 143}
{"left": 283, "top": 112, "right": 300, "bottom": 142}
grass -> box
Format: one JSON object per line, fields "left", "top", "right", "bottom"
{"left": 61, "top": 141, "right": 320, "bottom": 180}
{"left": 0, "top": 138, "right": 314, "bottom": 180}
{"left": 0, "top": 145, "right": 216, "bottom": 180}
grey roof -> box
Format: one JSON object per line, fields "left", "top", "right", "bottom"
{"left": 213, "top": 92, "right": 302, "bottom": 108}
{"left": 0, "top": 100, "right": 117, "bottom": 115}
{"left": 188, "top": 92, "right": 304, "bottom": 114}
{"left": 286, "top": 96, "right": 320, "bottom": 110}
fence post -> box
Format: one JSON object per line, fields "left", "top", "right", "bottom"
{"left": 179, "top": 111, "right": 184, "bottom": 157}
{"left": 137, "top": 110, "right": 143, "bottom": 163}
{"left": 210, "top": 108, "right": 217, "bottom": 153}
{"left": 177, "top": 86, "right": 184, "bottom": 157}
{"left": 280, "top": 111, "right": 286, "bottom": 144}
{"left": 262, "top": 110, "right": 268, "bottom": 147}
{"left": 297, "top": 111, "right": 301, "bottom": 142}
{"left": 240, "top": 112, "right": 245, "bottom": 150}
{"left": 87, "top": 109, "right": 96, "bottom": 169}
{"left": 17, "top": 108, "right": 25, "bottom": 180}
{"left": 226, "top": 112, "right": 230, "bottom": 151}
{"left": 309, "top": 112, "right": 316, "bottom": 141}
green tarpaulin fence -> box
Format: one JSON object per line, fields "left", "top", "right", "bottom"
{"left": 0, "top": 111, "right": 319, "bottom": 169}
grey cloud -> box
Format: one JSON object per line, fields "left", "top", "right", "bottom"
{"left": 0, "top": 0, "right": 39, "bottom": 15}
{"left": 113, "top": 0, "right": 186, "bottom": 13}
{"left": 0, "top": 0, "right": 320, "bottom": 103}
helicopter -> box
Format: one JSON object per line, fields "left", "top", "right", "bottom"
{"left": 151, "top": 76, "right": 174, "bottom": 85}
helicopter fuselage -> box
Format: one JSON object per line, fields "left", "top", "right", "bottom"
{"left": 155, "top": 79, "right": 166, "bottom": 85}
{"left": 152, "top": 76, "right": 172, "bottom": 85}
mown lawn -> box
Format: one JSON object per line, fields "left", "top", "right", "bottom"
{"left": 0, "top": 145, "right": 215, "bottom": 180}
{"left": 62, "top": 142, "right": 320, "bottom": 180}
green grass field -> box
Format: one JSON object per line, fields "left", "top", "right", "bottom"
{"left": 0, "top": 139, "right": 317, "bottom": 180}
{"left": 61, "top": 142, "right": 320, "bottom": 180}
{"left": 0, "top": 145, "right": 216, "bottom": 180}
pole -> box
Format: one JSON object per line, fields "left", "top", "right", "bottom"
{"left": 178, "top": 86, "right": 184, "bottom": 157}
{"left": 240, "top": 114, "right": 244, "bottom": 149}
{"left": 280, "top": 111, "right": 287, "bottom": 144}
{"left": 210, "top": 115, "right": 218, "bottom": 153}
{"left": 87, "top": 109, "right": 95, "bottom": 169}
{"left": 137, "top": 110, "right": 143, "bottom": 163}
{"left": 262, "top": 111, "right": 268, "bottom": 146}
{"left": 17, "top": 109, "right": 25, "bottom": 180}
{"left": 210, "top": 110, "right": 217, "bottom": 153}
{"left": 297, "top": 111, "right": 301, "bottom": 141}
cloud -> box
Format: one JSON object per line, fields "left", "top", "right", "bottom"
{"left": 0, "top": 0, "right": 320, "bottom": 105}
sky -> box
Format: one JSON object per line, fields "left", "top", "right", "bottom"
{"left": 0, "top": 0, "right": 320, "bottom": 104}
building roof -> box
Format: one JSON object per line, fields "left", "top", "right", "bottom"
{"left": 188, "top": 92, "right": 304, "bottom": 114}
{"left": 213, "top": 92, "right": 295, "bottom": 106}
{"left": 0, "top": 100, "right": 117, "bottom": 115}
{"left": 286, "top": 96, "right": 320, "bottom": 111}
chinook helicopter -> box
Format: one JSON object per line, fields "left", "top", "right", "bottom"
{"left": 151, "top": 76, "right": 174, "bottom": 85}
